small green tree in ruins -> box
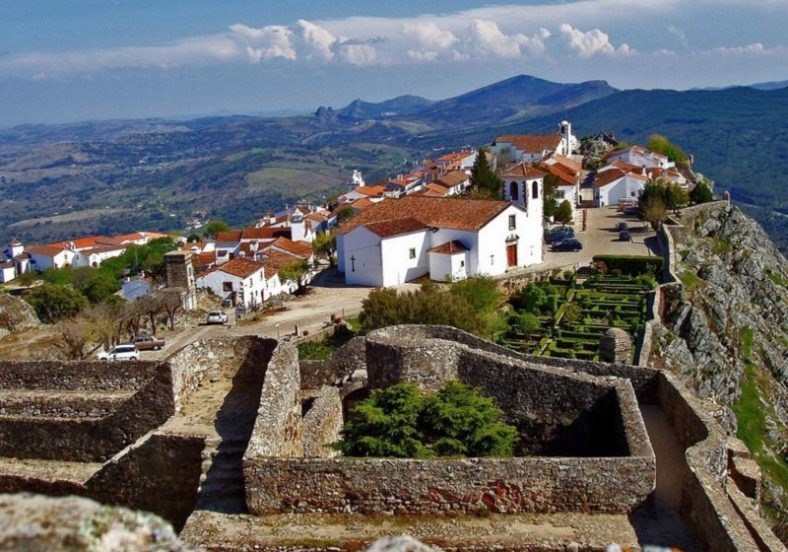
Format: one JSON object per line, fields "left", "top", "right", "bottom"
{"left": 690, "top": 180, "right": 714, "bottom": 204}
{"left": 554, "top": 200, "right": 573, "bottom": 225}
{"left": 338, "top": 381, "right": 516, "bottom": 458}
{"left": 470, "top": 148, "right": 502, "bottom": 198}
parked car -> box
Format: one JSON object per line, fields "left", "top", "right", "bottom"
{"left": 619, "top": 229, "right": 632, "bottom": 241}
{"left": 616, "top": 222, "right": 629, "bottom": 232}
{"left": 97, "top": 344, "right": 140, "bottom": 362}
{"left": 546, "top": 226, "right": 574, "bottom": 243}
{"left": 206, "top": 311, "right": 228, "bottom": 325}
{"left": 551, "top": 238, "right": 583, "bottom": 252}
{"left": 131, "top": 335, "right": 165, "bottom": 351}
{"left": 622, "top": 205, "right": 639, "bottom": 216}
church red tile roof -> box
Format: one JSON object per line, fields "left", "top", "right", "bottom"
{"left": 494, "top": 134, "right": 562, "bottom": 154}
{"left": 500, "top": 164, "right": 548, "bottom": 179}
{"left": 336, "top": 196, "right": 511, "bottom": 236}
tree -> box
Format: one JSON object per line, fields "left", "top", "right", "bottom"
{"left": 336, "top": 207, "right": 356, "bottom": 224}
{"left": 647, "top": 134, "right": 687, "bottom": 164}
{"left": 690, "top": 180, "right": 714, "bottom": 204}
{"left": 24, "top": 284, "right": 88, "bottom": 324}
{"left": 542, "top": 174, "right": 560, "bottom": 220}
{"left": 638, "top": 179, "right": 670, "bottom": 231}
{"left": 204, "top": 220, "right": 230, "bottom": 238}
{"left": 517, "top": 312, "right": 541, "bottom": 334}
{"left": 470, "top": 148, "right": 501, "bottom": 198}
{"left": 82, "top": 272, "right": 120, "bottom": 304}
{"left": 52, "top": 304, "right": 121, "bottom": 360}
{"left": 279, "top": 260, "right": 310, "bottom": 294}
{"left": 312, "top": 232, "right": 337, "bottom": 266}
{"left": 554, "top": 200, "right": 573, "bottom": 225}
{"left": 519, "top": 283, "right": 547, "bottom": 314}
{"left": 137, "top": 294, "right": 163, "bottom": 335}
{"left": 338, "top": 381, "right": 516, "bottom": 458}
{"left": 186, "top": 233, "right": 201, "bottom": 243}
{"left": 664, "top": 182, "right": 690, "bottom": 215}
{"left": 159, "top": 291, "right": 183, "bottom": 331}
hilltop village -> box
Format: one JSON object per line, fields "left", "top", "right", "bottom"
{"left": 1, "top": 122, "right": 786, "bottom": 551}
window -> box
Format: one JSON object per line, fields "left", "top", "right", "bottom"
{"left": 490, "top": 254, "right": 495, "bottom": 266}
{"left": 508, "top": 214, "right": 516, "bottom": 230}
{"left": 408, "top": 248, "right": 416, "bottom": 259}
{"left": 532, "top": 181, "right": 539, "bottom": 199}
{"left": 509, "top": 181, "right": 519, "bottom": 201}
{"left": 460, "top": 260, "right": 465, "bottom": 268}
{"left": 223, "top": 282, "right": 232, "bottom": 292}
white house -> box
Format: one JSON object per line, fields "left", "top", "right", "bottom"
{"left": 386, "top": 174, "right": 424, "bottom": 197}
{"left": 491, "top": 121, "right": 577, "bottom": 163}
{"left": 607, "top": 146, "right": 675, "bottom": 170}
{"left": 25, "top": 245, "right": 77, "bottom": 271}
{"left": 594, "top": 167, "right": 649, "bottom": 207}
{"left": 433, "top": 171, "right": 471, "bottom": 196}
{"left": 197, "top": 257, "right": 268, "bottom": 309}
{"left": 538, "top": 154, "right": 583, "bottom": 220}
{"left": 0, "top": 261, "right": 16, "bottom": 283}
{"left": 73, "top": 244, "right": 126, "bottom": 268}
{"left": 336, "top": 196, "right": 542, "bottom": 287}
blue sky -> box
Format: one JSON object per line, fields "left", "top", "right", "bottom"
{"left": 1, "top": 0, "right": 786, "bottom": 126}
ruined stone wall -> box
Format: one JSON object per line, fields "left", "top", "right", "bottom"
{"left": 86, "top": 433, "right": 205, "bottom": 531}
{"left": 0, "top": 361, "right": 174, "bottom": 462}
{"left": 299, "top": 336, "right": 366, "bottom": 389}
{"left": 302, "top": 385, "right": 343, "bottom": 458}
{"left": 245, "top": 455, "right": 654, "bottom": 516}
{"left": 165, "top": 336, "right": 275, "bottom": 410}
{"left": 244, "top": 342, "right": 303, "bottom": 461}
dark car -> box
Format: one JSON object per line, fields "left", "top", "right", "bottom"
{"left": 551, "top": 238, "right": 583, "bottom": 252}
{"left": 546, "top": 226, "right": 574, "bottom": 243}
{"left": 616, "top": 222, "right": 629, "bottom": 232}
{"left": 622, "top": 205, "right": 639, "bottom": 216}
{"left": 619, "top": 229, "right": 632, "bottom": 241}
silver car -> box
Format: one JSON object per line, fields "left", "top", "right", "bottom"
{"left": 97, "top": 344, "right": 140, "bottom": 362}
{"left": 206, "top": 311, "right": 228, "bottom": 325}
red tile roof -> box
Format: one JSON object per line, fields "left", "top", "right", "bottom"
{"left": 594, "top": 168, "right": 626, "bottom": 187}
{"left": 215, "top": 257, "right": 266, "bottom": 279}
{"left": 500, "top": 164, "right": 548, "bottom": 179}
{"left": 350, "top": 197, "right": 375, "bottom": 210}
{"left": 425, "top": 183, "right": 450, "bottom": 195}
{"left": 364, "top": 217, "right": 427, "bottom": 238}
{"left": 262, "top": 250, "right": 302, "bottom": 278}
{"left": 495, "top": 134, "right": 562, "bottom": 154}
{"left": 113, "top": 232, "right": 146, "bottom": 243}
{"left": 355, "top": 185, "right": 387, "bottom": 197}
{"left": 549, "top": 153, "right": 582, "bottom": 173}
{"left": 268, "top": 237, "right": 313, "bottom": 259}
{"left": 337, "top": 196, "right": 511, "bottom": 236}
{"left": 538, "top": 162, "right": 577, "bottom": 187}
{"left": 429, "top": 241, "right": 468, "bottom": 255}
{"left": 434, "top": 171, "right": 469, "bottom": 188}
{"left": 25, "top": 244, "right": 67, "bottom": 257}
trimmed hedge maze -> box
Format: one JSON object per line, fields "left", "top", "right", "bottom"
{"left": 500, "top": 273, "right": 655, "bottom": 363}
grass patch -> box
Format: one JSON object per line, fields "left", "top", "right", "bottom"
{"left": 711, "top": 239, "right": 733, "bottom": 256}
{"left": 766, "top": 270, "right": 788, "bottom": 288}
{"left": 679, "top": 270, "right": 702, "bottom": 291}
{"left": 297, "top": 327, "right": 355, "bottom": 360}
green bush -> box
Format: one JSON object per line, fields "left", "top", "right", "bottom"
{"left": 591, "top": 255, "right": 664, "bottom": 277}
{"left": 338, "top": 381, "right": 516, "bottom": 458}
{"left": 517, "top": 312, "right": 541, "bottom": 334}
{"left": 24, "top": 284, "right": 88, "bottom": 323}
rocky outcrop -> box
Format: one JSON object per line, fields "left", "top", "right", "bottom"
{"left": 651, "top": 202, "right": 788, "bottom": 538}
{"left": 0, "top": 294, "right": 40, "bottom": 341}
{"left": 0, "top": 493, "right": 188, "bottom": 551}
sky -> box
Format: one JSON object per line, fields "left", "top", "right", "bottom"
{"left": 0, "top": 0, "right": 786, "bottom": 127}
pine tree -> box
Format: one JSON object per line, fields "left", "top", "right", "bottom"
{"left": 470, "top": 149, "right": 502, "bottom": 198}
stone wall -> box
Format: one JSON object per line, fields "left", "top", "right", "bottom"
{"left": 165, "top": 336, "right": 275, "bottom": 410}
{"left": 245, "top": 455, "right": 654, "bottom": 516}
{"left": 244, "top": 342, "right": 303, "bottom": 461}
{"left": 0, "top": 361, "right": 174, "bottom": 462}
{"left": 302, "top": 385, "right": 343, "bottom": 458}
{"left": 86, "top": 433, "right": 205, "bottom": 532}
{"left": 299, "top": 336, "right": 366, "bottom": 390}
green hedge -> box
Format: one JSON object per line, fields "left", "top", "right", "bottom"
{"left": 592, "top": 255, "right": 664, "bottom": 276}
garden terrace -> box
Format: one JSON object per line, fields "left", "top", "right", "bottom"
{"left": 502, "top": 273, "right": 655, "bottom": 363}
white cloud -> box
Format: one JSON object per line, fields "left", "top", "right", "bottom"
{"left": 297, "top": 20, "right": 337, "bottom": 61}
{"left": 337, "top": 44, "right": 379, "bottom": 66}
{"left": 466, "top": 20, "right": 523, "bottom": 59}
{"left": 230, "top": 24, "right": 296, "bottom": 61}
{"left": 402, "top": 22, "right": 458, "bottom": 51}
{"left": 667, "top": 25, "right": 688, "bottom": 48}
{"left": 559, "top": 23, "right": 634, "bottom": 58}
{"left": 709, "top": 42, "right": 785, "bottom": 56}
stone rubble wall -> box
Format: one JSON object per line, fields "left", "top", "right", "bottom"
{"left": 299, "top": 336, "right": 366, "bottom": 390}
{"left": 243, "top": 342, "right": 303, "bottom": 462}
{"left": 0, "top": 361, "right": 175, "bottom": 462}
{"left": 165, "top": 336, "right": 275, "bottom": 411}
{"left": 245, "top": 455, "right": 654, "bottom": 516}
{"left": 302, "top": 385, "right": 343, "bottom": 458}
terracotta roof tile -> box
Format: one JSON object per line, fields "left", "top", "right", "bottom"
{"left": 364, "top": 217, "right": 427, "bottom": 238}
{"left": 594, "top": 168, "right": 626, "bottom": 187}
{"left": 355, "top": 185, "right": 387, "bottom": 197}
{"left": 500, "top": 163, "right": 548, "bottom": 179}
{"left": 337, "top": 196, "right": 511, "bottom": 236}
{"left": 216, "top": 257, "right": 266, "bottom": 279}
{"left": 495, "top": 134, "right": 562, "bottom": 154}
{"left": 25, "top": 244, "right": 67, "bottom": 257}
{"left": 434, "top": 171, "right": 469, "bottom": 188}
{"left": 429, "top": 240, "right": 468, "bottom": 254}
{"left": 268, "top": 237, "right": 313, "bottom": 259}
{"left": 350, "top": 197, "right": 375, "bottom": 210}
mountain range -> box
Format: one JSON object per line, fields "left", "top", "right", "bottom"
{"left": 0, "top": 74, "right": 786, "bottom": 252}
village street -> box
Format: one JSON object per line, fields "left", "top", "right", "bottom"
{"left": 148, "top": 205, "right": 658, "bottom": 360}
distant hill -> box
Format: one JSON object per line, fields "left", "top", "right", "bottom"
{"left": 337, "top": 95, "right": 435, "bottom": 120}
{"left": 1, "top": 75, "right": 786, "bottom": 252}
{"left": 750, "top": 80, "right": 788, "bottom": 91}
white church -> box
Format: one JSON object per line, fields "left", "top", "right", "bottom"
{"left": 336, "top": 189, "right": 544, "bottom": 287}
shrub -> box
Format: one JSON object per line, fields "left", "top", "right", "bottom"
{"left": 338, "top": 382, "right": 516, "bottom": 458}
{"left": 517, "top": 312, "right": 541, "bottom": 334}
{"left": 634, "top": 274, "right": 657, "bottom": 288}
{"left": 519, "top": 283, "right": 547, "bottom": 314}
{"left": 591, "top": 255, "right": 663, "bottom": 276}
{"left": 563, "top": 303, "right": 581, "bottom": 323}
{"left": 24, "top": 284, "right": 89, "bottom": 324}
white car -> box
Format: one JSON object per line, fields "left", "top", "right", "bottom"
{"left": 97, "top": 344, "right": 140, "bottom": 362}
{"left": 206, "top": 311, "right": 228, "bottom": 325}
